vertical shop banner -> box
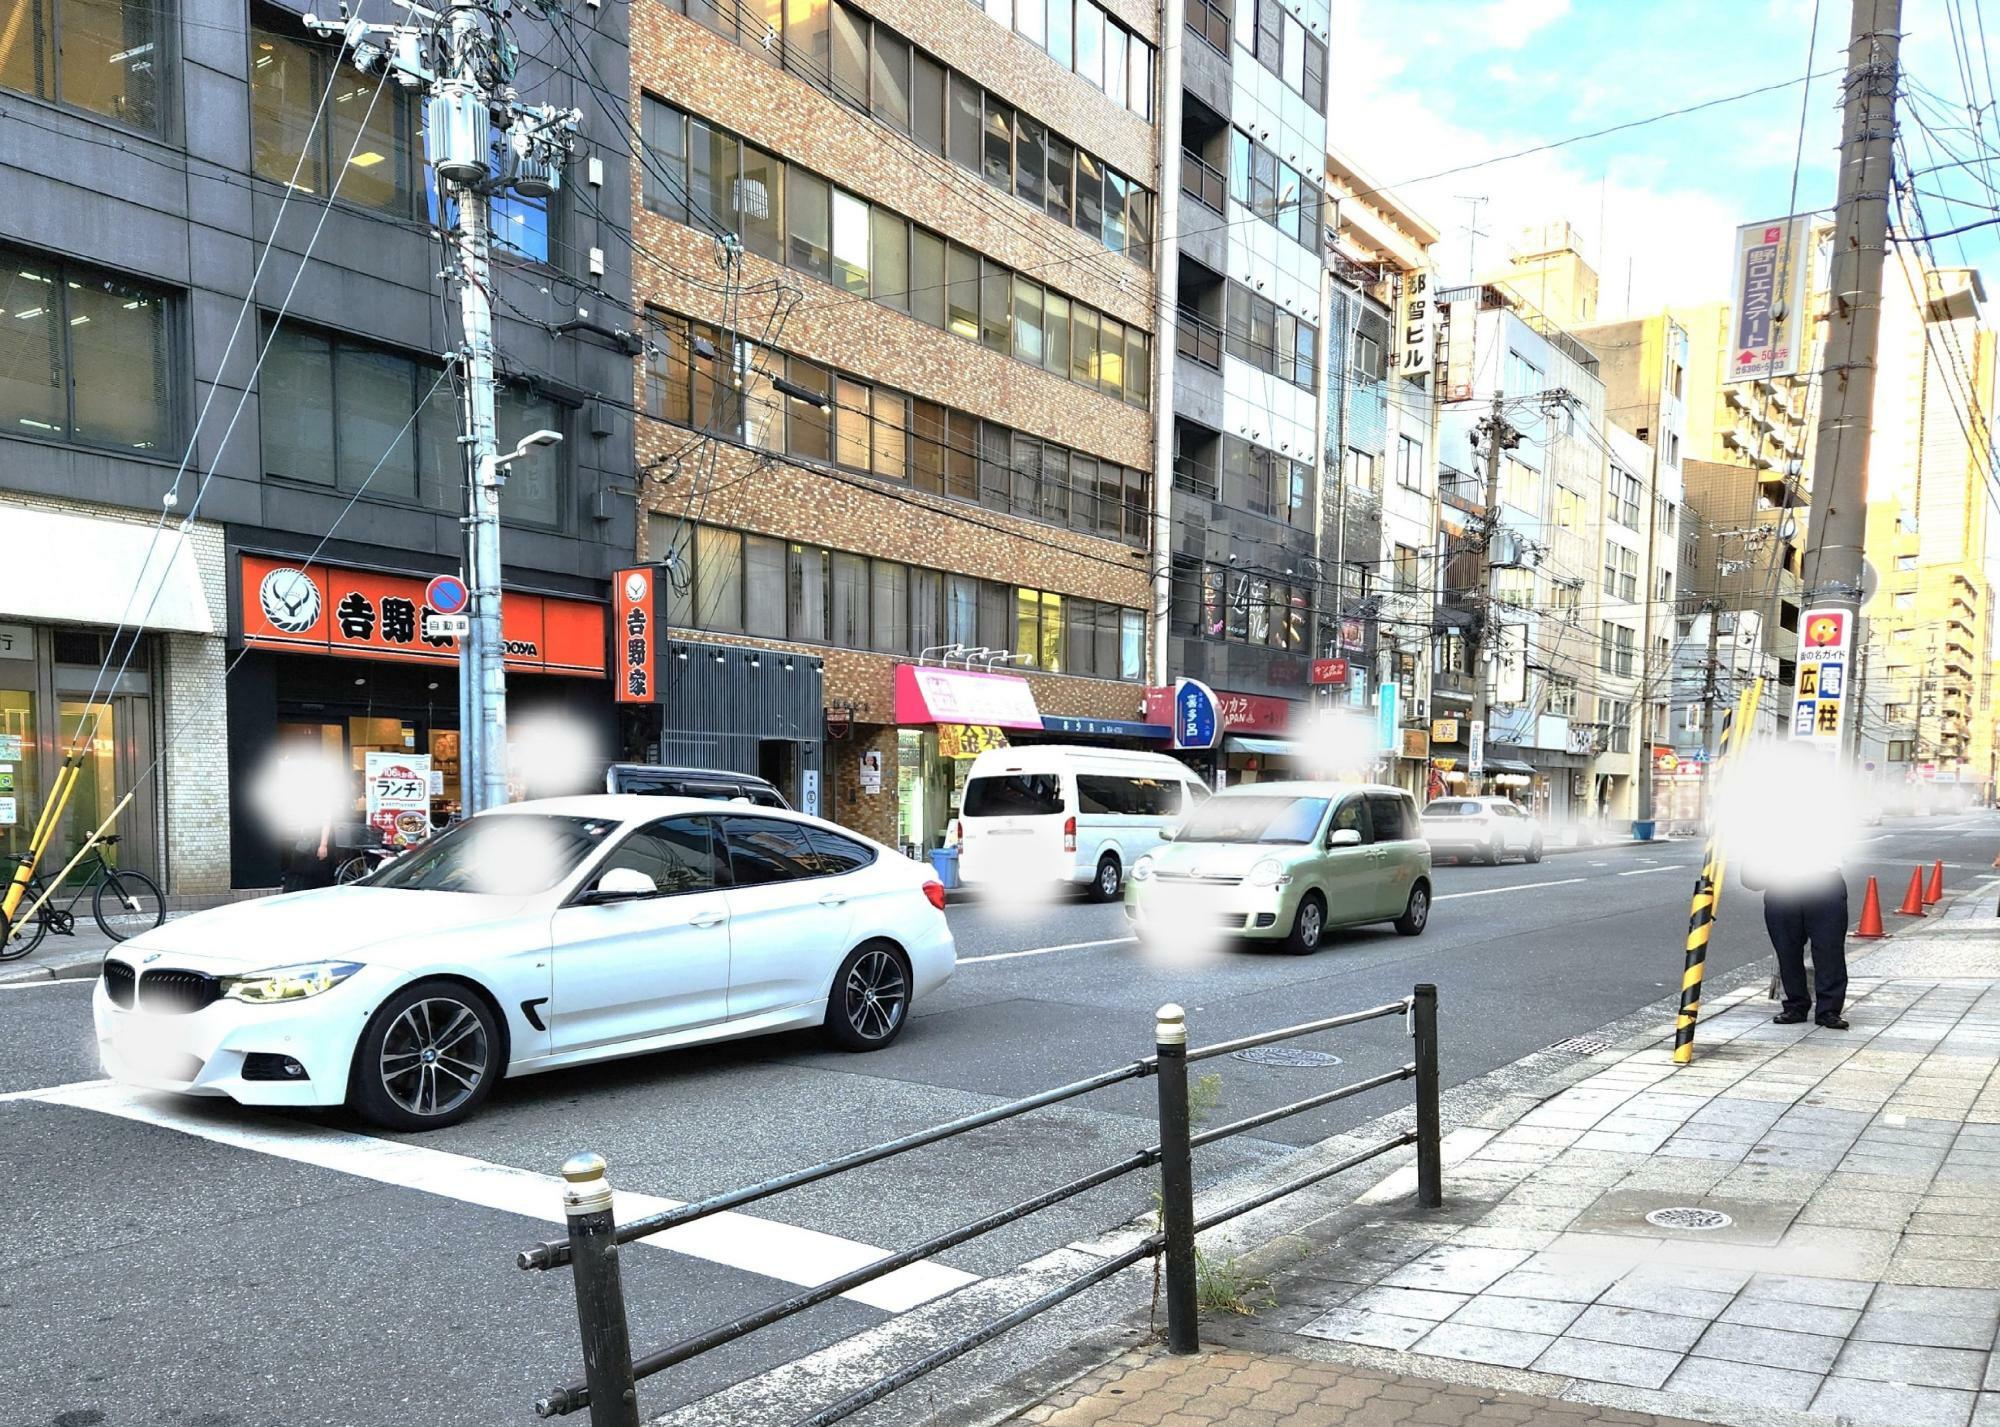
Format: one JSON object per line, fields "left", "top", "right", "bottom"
{"left": 1398, "top": 269, "right": 1436, "bottom": 378}
{"left": 1792, "top": 607, "right": 1851, "bottom": 747}
{"left": 1376, "top": 682, "right": 1399, "bottom": 753}
{"left": 1168, "top": 679, "right": 1221, "bottom": 749}
{"left": 365, "top": 752, "right": 434, "bottom": 848}
{"left": 1469, "top": 719, "right": 1486, "bottom": 777}
{"left": 1443, "top": 296, "right": 1477, "bottom": 402}
{"left": 1727, "top": 217, "right": 1812, "bottom": 382}
{"left": 613, "top": 568, "right": 659, "bottom": 703}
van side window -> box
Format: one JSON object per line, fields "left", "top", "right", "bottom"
{"left": 1329, "top": 797, "right": 1373, "bottom": 844}
{"left": 1366, "top": 794, "right": 1411, "bottom": 841}
{"left": 1077, "top": 775, "right": 1180, "bottom": 816}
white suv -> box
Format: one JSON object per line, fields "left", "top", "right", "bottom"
{"left": 1420, "top": 796, "right": 1544, "bottom": 865}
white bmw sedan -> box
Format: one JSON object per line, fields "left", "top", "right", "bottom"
{"left": 93, "top": 795, "right": 955, "bottom": 1129}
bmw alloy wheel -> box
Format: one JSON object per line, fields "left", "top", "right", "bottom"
{"left": 843, "top": 947, "right": 908, "bottom": 1043}
{"left": 379, "top": 997, "right": 491, "bottom": 1118}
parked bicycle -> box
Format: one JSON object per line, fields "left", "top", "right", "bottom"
{"left": 0, "top": 835, "right": 165, "bottom": 961}
{"left": 334, "top": 842, "right": 401, "bottom": 885}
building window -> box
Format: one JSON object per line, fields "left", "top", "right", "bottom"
{"left": 259, "top": 320, "right": 560, "bottom": 525}
{"left": 4, "top": 0, "right": 164, "bottom": 133}
{"left": 641, "top": 93, "right": 1148, "bottom": 405}
{"left": 1393, "top": 545, "right": 1420, "bottom": 594}
{"left": 1598, "top": 622, "right": 1635, "bottom": 677}
{"left": 1608, "top": 468, "right": 1642, "bottom": 529}
{"left": 1602, "top": 545, "right": 1637, "bottom": 601}
{"left": 252, "top": 17, "right": 416, "bottom": 215}
{"left": 1245, "top": 0, "right": 1322, "bottom": 110}
{"left": 1396, "top": 435, "right": 1424, "bottom": 492}
{"left": 1222, "top": 283, "right": 1315, "bottom": 390}
{"left": 0, "top": 248, "right": 174, "bottom": 454}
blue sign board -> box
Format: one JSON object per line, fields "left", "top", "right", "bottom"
{"left": 1170, "top": 678, "right": 1221, "bottom": 750}
{"left": 1376, "top": 682, "right": 1399, "bottom": 752}
{"left": 1041, "top": 716, "right": 1170, "bottom": 740}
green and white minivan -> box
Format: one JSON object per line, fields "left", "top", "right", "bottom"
{"left": 1124, "top": 781, "right": 1432, "bottom": 953}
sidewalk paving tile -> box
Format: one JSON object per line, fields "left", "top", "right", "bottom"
{"left": 1379, "top": 1246, "right": 1530, "bottom": 1294}
{"left": 1343, "top": 1286, "right": 1468, "bottom": 1322}
{"left": 1566, "top": 1304, "right": 1709, "bottom": 1352}
{"left": 1295, "top": 1307, "right": 1429, "bottom": 1350}
{"left": 1740, "top": 1271, "right": 1874, "bottom": 1308}
{"left": 1487, "top": 1264, "right": 1624, "bottom": 1303}
{"left": 1661, "top": 1357, "right": 1822, "bottom": 1411}
{"left": 1532, "top": 1336, "right": 1681, "bottom": 1389}
{"left": 1876, "top": 1285, "right": 2000, "bottom": 1315}
{"left": 1596, "top": 1280, "right": 1736, "bottom": 1319}
{"left": 1716, "top": 1297, "right": 1861, "bottom": 1336}
{"left": 1689, "top": 1321, "right": 1844, "bottom": 1373}
{"left": 1412, "top": 1321, "right": 1554, "bottom": 1369}
{"left": 1810, "top": 1375, "right": 1978, "bottom": 1427}
{"left": 1444, "top": 1295, "right": 1587, "bottom": 1335}
{"left": 1834, "top": 1338, "right": 1989, "bottom": 1390}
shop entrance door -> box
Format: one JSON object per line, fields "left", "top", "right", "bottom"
{"left": 56, "top": 696, "right": 158, "bottom": 881}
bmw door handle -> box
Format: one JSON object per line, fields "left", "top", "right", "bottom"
{"left": 690, "top": 911, "right": 727, "bottom": 928}
{"left": 819, "top": 893, "right": 849, "bottom": 908}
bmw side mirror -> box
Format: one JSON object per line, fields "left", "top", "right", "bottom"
{"left": 585, "top": 867, "right": 658, "bottom": 903}
{"left": 1162, "top": 821, "right": 1182, "bottom": 841}
{"left": 1328, "top": 829, "right": 1363, "bottom": 848}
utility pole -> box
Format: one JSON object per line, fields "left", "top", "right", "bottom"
{"left": 1634, "top": 406, "right": 1666, "bottom": 834}
{"left": 1797, "top": 0, "right": 1900, "bottom": 763}
{"left": 307, "top": 1, "right": 579, "bottom": 813}
{"left": 1467, "top": 391, "right": 1515, "bottom": 787}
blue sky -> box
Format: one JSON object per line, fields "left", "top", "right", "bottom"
{"left": 1333, "top": 0, "right": 1998, "bottom": 317}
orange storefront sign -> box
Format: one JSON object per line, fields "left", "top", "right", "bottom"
{"left": 239, "top": 554, "right": 606, "bottom": 676}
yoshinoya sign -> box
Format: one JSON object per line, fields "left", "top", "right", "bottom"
{"left": 1727, "top": 216, "right": 1813, "bottom": 383}
{"left": 613, "top": 567, "right": 657, "bottom": 704}
{"left": 239, "top": 554, "right": 607, "bottom": 676}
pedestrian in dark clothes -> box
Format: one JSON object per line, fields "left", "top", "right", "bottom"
{"left": 1748, "top": 867, "right": 1849, "bottom": 1028}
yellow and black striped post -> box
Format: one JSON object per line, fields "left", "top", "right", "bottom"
{"left": 1, "top": 751, "right": 83, "bottom": 934}
{"left": 1674, "top": 680, "right": 1763, "bottom": 1065}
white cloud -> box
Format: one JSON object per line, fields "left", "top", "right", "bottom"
{"left": 1473, "top": 0, "right": 1572, "bottom": 50}
{"left": 1329, "top": 5, "right": 1761, "bottom": 318}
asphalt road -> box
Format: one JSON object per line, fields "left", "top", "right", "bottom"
{"left": 3, "top": 814, "right": 1992, "bottom": 1427}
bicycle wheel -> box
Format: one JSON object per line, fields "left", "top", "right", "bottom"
{"left": 335, "top": 855, "right": 370, "bottom": 885}
{"left": 93, "top": 870, "right": 165, "bottom": 942}
{"left": 0, "top": 895, "right": 49, "bottom": 960}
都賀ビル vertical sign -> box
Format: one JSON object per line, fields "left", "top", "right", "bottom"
{"left": 613, "top": 567, "right": 658, "bottom": 704}
{"left": 1792, "top": 607, "right": 1851, "bottom": 747}
{"left": 1398, "top": 269, "right": 1435, "bottom": 378}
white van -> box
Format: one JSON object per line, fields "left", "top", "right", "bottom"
{"left": 953, "top": 746, "right": 1209, "bottom": 900}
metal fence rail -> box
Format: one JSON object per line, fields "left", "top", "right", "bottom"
{"left": 519, "top": 984, "right": 1443, "bottom": 1426}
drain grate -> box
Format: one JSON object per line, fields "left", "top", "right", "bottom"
{"left": 1546, "top": 1035, "right": 1613, "bottom": 1056}
{"left": 1233, "top": 1046, "right": 1344, "bottom": 1068}
{"left": 1645, "top": 1206, "right": 1733, "bottom": 1231}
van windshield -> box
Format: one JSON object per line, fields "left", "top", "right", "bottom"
{"left": 1178, "top": 796, "right": 1329, "bottom": 844}
{"left": 962, "top": 774, "right": 1063, "bottom": 817}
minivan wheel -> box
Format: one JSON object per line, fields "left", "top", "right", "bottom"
{"left": 1526, "top": 838, "right": 1544, "bottom": 864}
{"left": 1484, "top": 835, "right": 1504, "bottom": 865}
{"left": 1089, "top": 855, "right": 1123, "bottom": 902}
{"left": 823, "top": 941, "right": 911, "bottom": 1051}
{"left": 1395, "top": 883, "right": 1431, "bottom": 937}
{"left": 351, "top": 979, "right": 499, "bottom": 1130}
{"left": 1282, "top": 894, "right": 1327, "bottom": 955}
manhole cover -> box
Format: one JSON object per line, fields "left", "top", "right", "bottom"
{"left": 1233, "top": 1046, "right": 1344, "bottom": 1068}
{"left": 1547, "top": 1035, "right": 1612, "bottom": 1056}
{"left": 1645, "top": 1206, "right": 1733, "bottom": 1231}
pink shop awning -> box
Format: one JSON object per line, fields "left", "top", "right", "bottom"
{"left": 894, "top": 665, "right": 1043, "bottom": 730}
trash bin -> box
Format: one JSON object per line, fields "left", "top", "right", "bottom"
{"left": 1632, "top": 819, "right": 1657, "bottom": 842}
{"left": 928, "top": 846, "right": 961, "bottom": 890}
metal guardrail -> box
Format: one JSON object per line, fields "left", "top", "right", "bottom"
{"left": 1181, "top": 149, "right": 1227, "bottom": 213}
{"left": 519, "top": 986, "right": 1443, "bottom": 1425}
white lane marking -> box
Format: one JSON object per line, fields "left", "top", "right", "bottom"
{"left": 1618, "top": 866, "right": 1685, "bottom": 877}
{"left": 958, "top": 936, "right": 1137, "bottom": 964}
{"left": 20, "top": 1080, "right": 975, "bottom": 1312}
{"left": 0, "top": 1077, "right": 109, "bottom": 1102}
{"left": 1435, "top": 878, "right": 1585, "bottom": 901}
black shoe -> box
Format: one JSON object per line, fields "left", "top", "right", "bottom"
{"left": 1816, "top": 1015, "right": 1850, "bottom": 1030}
{"left": 1773, "top": 1011, "right": 1808, "bottom": 1025}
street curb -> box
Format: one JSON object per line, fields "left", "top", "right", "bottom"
{"left": 0, "top": 949, "right": 105, "bottom": 985}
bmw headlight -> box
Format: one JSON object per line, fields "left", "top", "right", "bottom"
{"left": 1248, "top": 858, "right": 1290, "bottom": 888}
{"left": 221, "top": 961, "right": 363, "bottom": 1004}
{"left": 1131, "top": 855, "right": 1155, "bottom": 882}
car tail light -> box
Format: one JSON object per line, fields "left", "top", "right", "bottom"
{"left": 921, "top": 880, "right": 947, "bottom": 911}
{"left": 1063, "top": 816, "right": 1076, "bottom": 852}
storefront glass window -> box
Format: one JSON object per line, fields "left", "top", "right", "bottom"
{"left": 0, "top": 689, "right": 34, "bottom": 867}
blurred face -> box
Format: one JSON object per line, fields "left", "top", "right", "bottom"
{"left": 1714, "top": 740, "right": 1873, "bottom": 887}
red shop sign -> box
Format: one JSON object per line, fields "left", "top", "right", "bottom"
{"left": 1310, "top": 658, "right": 1349, "bottom": 685}
{"left": 239, "top": 554, "right": 607, "bottom": 676}
{"left": 1142, "top": 685, "right": 1294, "bottom": 734}
{"left": 612, "top": 567, "right": 659, "bottom": 703}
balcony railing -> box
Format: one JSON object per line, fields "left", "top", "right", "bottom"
{"left": 1173, "top": 451, "right": 1220, "bottom": 500}
{"left": 1176, "top": 308, "right": 1223, "bottom": 370}
{"left": 1181, "top": 149, "right": 1227, "bottom": 214}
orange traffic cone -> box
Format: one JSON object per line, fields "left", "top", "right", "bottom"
{"left": 1924, "top": 859, "right": 1945, "bottom": 905}
{"left": 1897, "top": 866, "right": 1928, "bottom": 916}
{"left": 1855, "top": 877, "right": 1888, "bottom": 938}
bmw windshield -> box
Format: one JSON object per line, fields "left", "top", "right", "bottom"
{"left": 1176, "top": 796, "right": 1330, "bottom": 844}
{"left": 363, "top": 816, "right": 618, "bottom": 894}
